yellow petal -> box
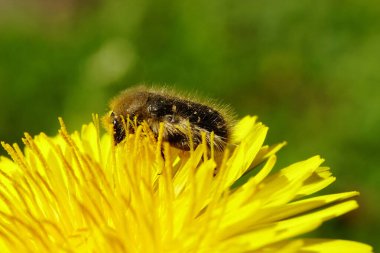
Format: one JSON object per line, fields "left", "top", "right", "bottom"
{"left": 300, "top": 239, "right": 373, "bottom": 253}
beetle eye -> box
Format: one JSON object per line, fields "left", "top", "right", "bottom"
{"left": 111, "top": 117, "right": 126, "bottom": 144}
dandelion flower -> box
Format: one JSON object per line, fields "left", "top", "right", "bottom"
{"left": 0, "top": 115, "right": 373, "bottom": 253}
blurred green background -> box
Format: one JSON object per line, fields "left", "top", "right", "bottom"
{"left": 0, "top": 0, "right": 379, "bottom": 249}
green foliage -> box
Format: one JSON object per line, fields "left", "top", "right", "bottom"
{"left": 0, "top": 0, "right": 379, "bottom": 249}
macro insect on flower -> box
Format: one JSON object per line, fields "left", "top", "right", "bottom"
{"left": 0, "top": 86, "right": 373, "bottom": 253}
{"left": 107, "top": 86, "right": 234, "bottom": 151}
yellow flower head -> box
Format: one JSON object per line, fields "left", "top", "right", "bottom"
{"left": 0, "top": 115, "right": 373, "bottom": 253}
